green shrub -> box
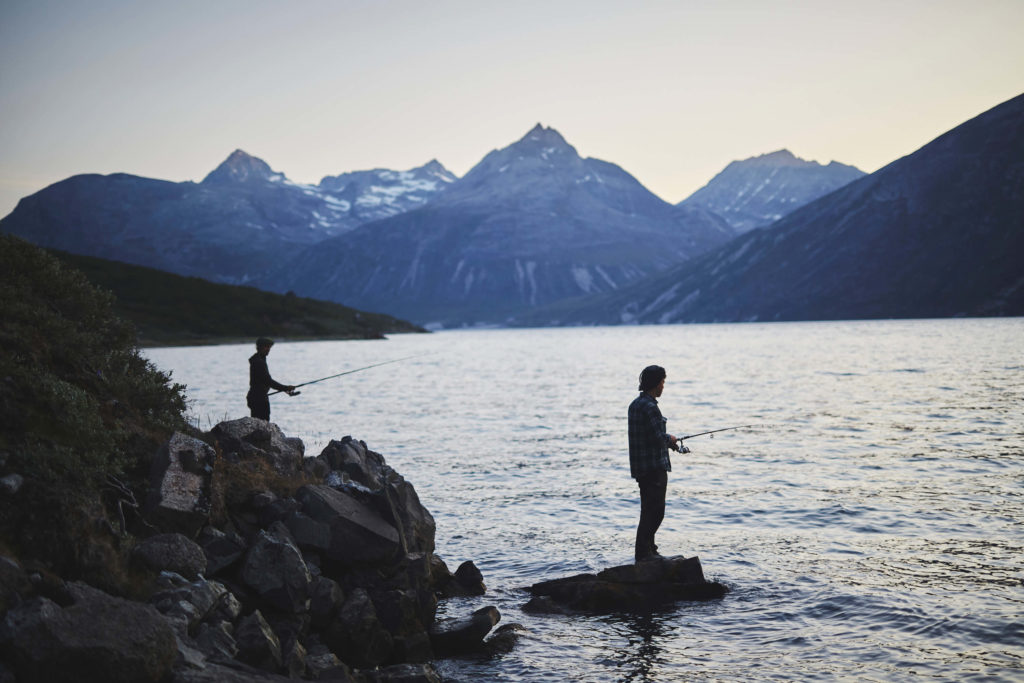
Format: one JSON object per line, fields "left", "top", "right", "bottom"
{"left": 0, "top": 234, "right": 187, "bottom": 486}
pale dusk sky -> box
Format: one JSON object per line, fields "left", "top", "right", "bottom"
{"left": 1, "top": 0, "right": 1022, "bottom": 217}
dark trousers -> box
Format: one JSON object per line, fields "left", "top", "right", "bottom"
{"left": 247, "top": 391, "right": 270, "bottom": 421}
{"left": 635, "top": 470, "right": 667, "bottom": 560}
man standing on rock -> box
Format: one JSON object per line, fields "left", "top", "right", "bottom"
{"left": 628, "top": 365, "right": 687, "bottom": 562}
{"left": 247, "top": 337, "right": 296, "bottom": 422}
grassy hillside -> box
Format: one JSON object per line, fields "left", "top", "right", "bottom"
{"left": 48, "top": 249, "right": 426, "bottom": 346}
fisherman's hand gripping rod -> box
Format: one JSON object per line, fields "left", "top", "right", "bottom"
{"left": 673, "top": 424, "right": 766, "bottom": 450}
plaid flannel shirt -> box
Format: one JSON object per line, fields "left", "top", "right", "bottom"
{"left": 628, "top": 392, "right": 673, "bottom": 479}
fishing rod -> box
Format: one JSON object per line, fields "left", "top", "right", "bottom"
{"left": 676, "top": 424, "right": 766, "bottom": 442}
{"left": 269, "top": 353, "right": 431, "bottom": 396}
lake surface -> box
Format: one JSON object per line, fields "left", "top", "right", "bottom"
{"left": 145, "top": 319, "right": 1024, "bottom": 681}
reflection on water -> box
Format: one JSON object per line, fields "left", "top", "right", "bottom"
{"left": 145, "top": 318, "right": 1024, "bottom": 681}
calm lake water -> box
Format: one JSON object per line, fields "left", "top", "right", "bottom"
{"left": 145, "top": 319, "right": 1024, "bottom": 681}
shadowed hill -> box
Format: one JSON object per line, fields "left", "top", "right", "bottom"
{"left": 49, "top": 250, "right": 426, "bottom": 346}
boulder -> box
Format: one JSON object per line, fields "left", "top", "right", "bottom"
{"left": 296, "top": 485, "right": 402, "bottom": 566}
{"left": 133, "top": 533, "right": 207, "bottom": 580}
{"left": 302, "top": 456, "right": 331, "bottom": 481}
{"left": 382, "top": 471, "right": 436, "bottom": 554}
{"left": 0, "top": 581, "right": 177, "bottom": 683}
{"left": 238, "top": 523, "right": 311, "bottom": 614}
{"left": 485, "top": 623, "right": 531, "bottom": 656}
{"left": 428, "top": 606, "right": 500, "bottom": 657}
{"left": 433, "top": 559, "right": 486, "bottom": 598}
{"left": 151, "top": 577, "right": 233, "bottom": 623}
{"left": 210, "top": 418, "right": 304, "bottom": 475}
{"left": 282, "top": 638, "right": 307, "bottom": 679}
{"left": 198, "top": 527, "right": 248, "bottom": 577}
{"left": 324, "top": 588, "right": 393, "bottom": 668}
{"left": 319, "top": 438, "right": 385, "bottom": 490}
{"left": 309, "top": 576, "right": 345, "bottom": 628}
{"left": 193, "top": 620, "right": 238, "bottom": 660}
{"left": 526, "top": 555, "right": 728, "bottom": 613}
{"left": 304, "top": 651, "right": 355, "bottom": 681}
{"left": 147, "top": 432, "right": 215, "bottom": 537}
{"left": 234, "top": 609, "right": 283, "bottom": 672}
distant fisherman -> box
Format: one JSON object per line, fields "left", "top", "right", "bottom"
{"left": 628, "top": 365, "right": 687, "bottom": 563}
{"left": 247, "top": 337, "right": 296, "bottom": 421}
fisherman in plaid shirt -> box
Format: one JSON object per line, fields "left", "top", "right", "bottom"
{"left": 628, "top": 365, "right": 687, "bottom": 562}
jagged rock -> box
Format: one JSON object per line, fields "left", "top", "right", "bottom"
{"left": 198, "top": 527, "right": 248, "bottom": 576}
{"left": 526, "top": 555, "right": 727, "bottom": 613}
{"left": 134, "top": 533, "right": 207, "bottom": 580}
{"left": 324, "top": 588, "right": 393, "bottom": 668}
{"left": 319, "top": 438, "right": 385, "bottom": 490}
{"left": 428, "top": 606, "right": 500, "bottom": 657}
{"left": 171, "top": 657, "right": 295, "bottom": 682}
{"left": 359, "top": 663, "right": 442, "bottom": 683}
{"left": 0, "top": 581, "right": 177, "bottom": 683}
{"left": 239, "top": 523, "right": 311, "bottom": 614}
{"left": 309, "top": 576, "right": 345, "bottom": 628}
{"left": 296, "top": 485, "right": 402, "bottom": 566}
{"left": 372, "top": 589, "right": 429, "bottom": 650}
{"left": 303, "top": 455, "right": 331, "bottom": 481}
{"left": 234, "top": 609, "right": 283, "bottom": 672}
{"left": 390, "top": 631, "right": 434, "bottom": 664}
{"left": 258, "top": 497, "right": 300, "bottom": 529}
{"left": 163, "top": 599, "right": 204, "bottom": 636}
{"left": 151, "top": 577, "right": 233, "bottom": 624}
{"left": 194, "top": 620, "right": 238, "bottom": 660}
{"left": 284, "top": 510, "right": 332, "bottom": 551}
{"left": 382, "top": 470, "right": 435, "bottom": 554}
{"left": 263, "top": 611, "right": 311, "bottom": 659}
{"left": 304, "top": 651, "right": 354, "bottom": 681}
{"left": 453, "top": 561, "right": 486, "bottom": 595}
{"left": 210, "top": 418, "right": 304, "bottom": 475}
{"left": 283, "top": 638, "right": 307, "bottom": 679}
{"left": 147, "top": 432, "right": 215, "bottom": 537}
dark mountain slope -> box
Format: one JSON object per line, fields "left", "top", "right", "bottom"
{"left": 534, "top": 93, "right": 1024, "bottom": 324}
{"left": 0, "top": 151, "right": 455, "bottom": 284}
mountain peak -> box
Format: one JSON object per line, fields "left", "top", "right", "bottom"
{"left": 202, "top": 149, "right": 282, "bottom": 185}
{"left": 517, "top": 123, "right": 571, "bottom": 150}
{"left": 743, "top": 149, "right": 808, "bottom": 167}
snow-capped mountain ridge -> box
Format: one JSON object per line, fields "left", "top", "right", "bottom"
{"left": 680, "top": 149, "right": 866, "bottom": 233}
{"left": 259, "top": 124, "right": 735, "bottom": 326}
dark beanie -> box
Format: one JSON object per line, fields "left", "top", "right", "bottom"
{"left": 256, "top": 337, "right": 275, "bottom": 348}
{"left": 638, "top": 365, "right": 666, "bottom": 392}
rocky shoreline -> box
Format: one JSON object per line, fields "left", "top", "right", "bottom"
{"left": 0, "top": 418, "right": 512, "bottom": 682}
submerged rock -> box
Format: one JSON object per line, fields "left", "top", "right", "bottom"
{"left": 525, "top": 556, "right": 727, "bottom": 613}
{"left": 428, "top": 606, "right": 500, "bottom": 657}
